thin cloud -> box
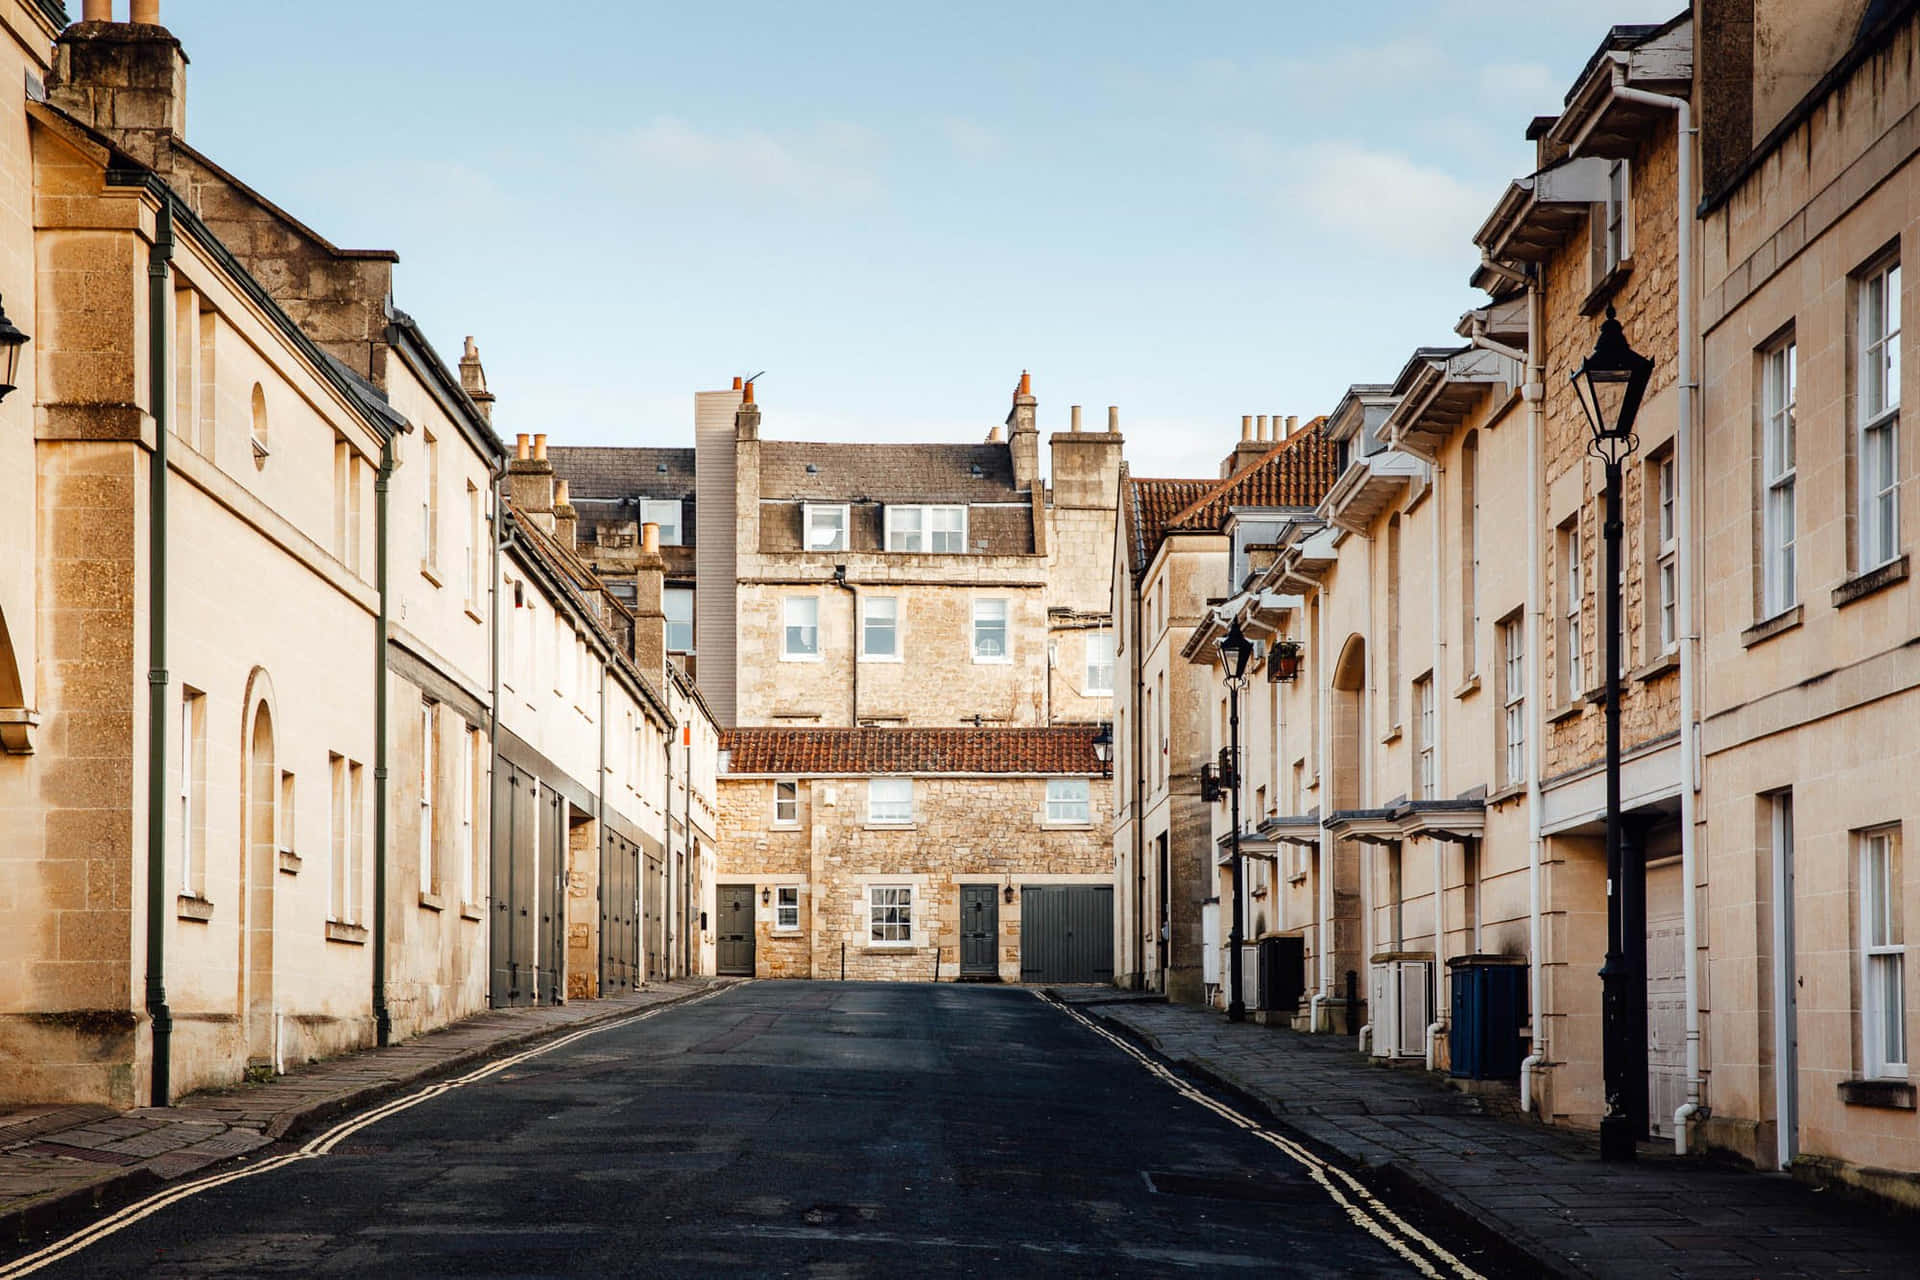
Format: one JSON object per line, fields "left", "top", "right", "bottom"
{"left": 941, "top": 117, "right": 1001, "bottom": 161}
{"left": 1257, "top": 139, "right": 1491, "bottom": 262}
{"left": 614, "top": 116, "right": 885, "bottom": 205}
{"left": 1480, "top": 60, "right": 1559, "bottom": 102}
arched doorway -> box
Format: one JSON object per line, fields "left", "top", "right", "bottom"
{"left": 244, "top": 697, "right": 277, "bottom": 1070}
{"left": 0, "top": 605, "right": 32, "bottom": 754}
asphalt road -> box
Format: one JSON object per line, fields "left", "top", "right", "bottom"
{"left": 15, "top": 983, "right": 1472, "bottom": 1278}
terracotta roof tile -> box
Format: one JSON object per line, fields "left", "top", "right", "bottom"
{"left": 1123, "top": 474, "right": 1215, "bottom": 575}
{"left": 1165, "top": 417, "right": 1338, "bottom": 532}
{"left": 720, "top": 726, "right": 1103, "bottom": 776}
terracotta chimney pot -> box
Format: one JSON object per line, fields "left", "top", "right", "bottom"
{"left": 642, "top": 522, "right": 660, "bottom": 554}
{"left": 1286, "top": 414, "right": 1299, "bottom": 436}
{"left": 1240, "top": 415, "right": 1253, "bottom": 442}
{"left": 555, "top": 479, "right": 570, "bottom": 506}
{"left": 731, "top": 376, "right": 742, "bottom": 390}
{"left": 82, "top": 0, "right": 109, "bottom": 20}
{"left": 515, "top": 433, "right": 530, "bottom": 461}
{"left": 1257, "top": 414, "right": 1270, "bottom": 441}
{"left": 1070, "top": 405, "right": 1082, "bottom": 433}
{"left": 533, "top": 433, "right": 547, "bottom": 461}
{"left": 1108, "top": 406, "right": 1119, "bottom": 433}
{"left": 131, "top": 0, "right": 159, "bottom": 23}
{"left": 743, "top": 380, "right": 755, "bottom": 405}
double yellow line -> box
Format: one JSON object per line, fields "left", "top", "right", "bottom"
{"left": 1038, "top": 991, "right": 1486, "bottom": 1280}
{"left": 0, "top": 983, "right": 744, "bottom": 1278}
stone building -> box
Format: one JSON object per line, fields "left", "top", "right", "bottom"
{"left": 0, "top": 2, "right": 715, "bottom": 1108}
{"left": 555, "top": 373, "right": 1125, "bottom": 981}
{"left": 1109, "top": 417, "right": 1340, "bottom": 1002}
{"left": 1691, "top": 0, "right": 1920, "bottom": 1198}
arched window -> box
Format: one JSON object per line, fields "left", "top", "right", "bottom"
{"left": 249, "top": 383, "right": 269, "bottom": 467}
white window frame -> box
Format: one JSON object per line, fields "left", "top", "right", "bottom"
{"left": 1085, "top": 632, "right": 1115, "bottom": 696}
{"left": 1560, "top": 522, "right": 1583, "bottom": 701}
{"left": 1046, "top": 777, "right": 1091, "bottom": 825}
{"left": 869, "top": 884, "right": 913, "bottom": 945}
{"left": 1501, "top": 616, "right": 1525, "bottom": 788}
{"left": 804, "top": 503, "right": 848, "bottom": 552}
{"left": 178, "top": 691, "right": 196, "bottom": 893}
{"left": 1657, "top": 453, "right": 1678, "bottom": 653}
{"left": 867, "top": 777, "right": 914, "bottom": 826}
{"left": 1858, "top": 258, "right": 1901, "bottom": 571}
{"left": 1862, "top": 827, "right": 1907, "bottom": 1080}
{"left": 329, "top": 753, "right": 348, "bottom": 923}
{"left": 1763, "top": 338, "right": 1798, "bottom": 617}
{"left": 421, "top": 432, "right": 440, "bottom": 576}
{"left": 665, "top": 585, "right": 695, "bottom": 654}
{"left": 774, "top": 885, "right": 801, "bottom": 932}
{"left": 773, "top": 780, "right": 799, "bottom": 826}
{"left": 1592, "top": 158, "right": 1631, "bottom": 284}
{"left": 860, "top": 595, "right": 901, "bottom": 661}
{"left": 418, "top": 701, "right": 437, "bottom": 897}
{"left": 972, "top": 597, "right": 1010, "bottom": 664}
{"left": 885, "top": 504, "right": 968, "bottom": 553}
{"left": 782, "top": 595, "right": 820, "bottom": 661}
{"left": 1415, "top": 675, "right": 1436, "bottom": 800}
{"left": 640, "top": 498, "right": 683, "bottom": 546}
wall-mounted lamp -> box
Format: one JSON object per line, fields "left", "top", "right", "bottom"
{"left": 1091, "top": 722, "right": 1113, "bottom": 775}
{"left": 0, "top": 295, "right": 31, "bottom": 403}
{"left": 1003, "top": 882, "right": 1015, "bottom": 906}
{"left": 761, "top": 886, "right": 772, "bottom": 906}
{"left": 1268, "top": 637, "right": 1303, "bottom": 683}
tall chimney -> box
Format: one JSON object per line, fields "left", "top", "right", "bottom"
{"left": 1224, "top": 414, "right": 1269, "bottom": 478}
{"left": 508, "top": 430, "right": 555, "bottom": 530}
{"left": 1107, "top": 406, "right": 1119, "bottom": 433}
{"left": 1006, "top": 370, "right": 1039, "bottom": 494}
{"left": 460, "top": 336, "right": 496, "bottom": 423}
{"left": 1286, "top": 414, "right": 1299, "bottom": 437}
{"left": 553, "top": 478, "right": 578, "bottom": 551}
{"left": 1256, "top": 414, "right": 1270, "bottom": 441}
{"left": 631, "top": 523, "right": 669, "bottom": 683}
{"left": 48, "top": 10, "right": 188, "bottom": 172}
{"left": 1070, "top": 405, "right": 1082, "bottom": 433}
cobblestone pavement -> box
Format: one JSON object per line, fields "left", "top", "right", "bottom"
{"left": 0, "top": 978, "right": 728, "bottom": 1240}
{"left": 1051, "top": 988, "right": 1920, "bottom": 1280}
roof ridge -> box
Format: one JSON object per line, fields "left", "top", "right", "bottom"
{"left": 1162, "top": 417, "right": 1335, "bottom": 531}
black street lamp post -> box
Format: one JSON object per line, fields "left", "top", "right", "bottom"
{"left": 1218, "top": 619, "right": 1255, "bottom": 1024}
{"left": 1571, "top": 306, "right": 1654, "bottom": 1163}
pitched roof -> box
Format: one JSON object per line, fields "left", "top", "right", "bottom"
{"left": 548, "top": 446, "right": 696, "bottom": 500}
{"left": 720, "top": 726, "right": 1103, "bottom": 776}
{"left": 759, "top": 441, "right": 1019, "bottom": 503}
{"left": 1123, "top": 474, "right": 1215, "bottom": 575}
{"left": 1165, "top": 417, "right": 1339, "bottom": 532}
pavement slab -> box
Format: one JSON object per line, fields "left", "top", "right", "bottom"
{"left": 1057, "top": 989, "right": 1920, "bottom": 1279}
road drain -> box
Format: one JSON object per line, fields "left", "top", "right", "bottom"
{"left": 1142, "top": 1170, "right": 1294, "bottom": 1204}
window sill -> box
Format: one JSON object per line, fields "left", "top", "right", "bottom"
{"left": 971, "top": 656, "right": 1013, "bottom": 666}
{"left": 1041, "top": 820, "right": 1093, "bottom": 830}
{"left": 326, "top": 920, "right": 369, "bottom": 946}
{"left": 1288, "top": 873, "right": 1308, "bottom": 886}
{"left": 780, "top": 653, "right": 824, "bottom": 663}
{"left": 857, "top": 654, "right": 904, "bottom": 664}
{"left": 771, "top": 821, "right": 801, "bottom": 831}
{"left": 418, "top": 891, "right": 445, "bottom": 913}
{"left": 1547, "top": 703, "right": 1583, "bottom": 725}
{"left": 1839, "top": 1078, "right": 1915, "bottom": 1110}
{"left": 771, "top": 927, "right": 804, "bottom": 937}
{"left": 459, "top": 902, "right": 484, "bottom": 922}
{"left": 1486, "top": 782, "right": 1527, "bottom": 806}
{"left": 1833, "top": 554, "right": 1910, "bottom": 608}
{"left": 1452, "top": 674, "right": 1481, "bottom": 701}
{"left": 1741, "top": 606, "right": 1803, "bottom": 648}
{"left": 176, "top": 894, "right": 214, "bottom": 923}
{"left": 420, "top": 563, "right": 443, "bottom": 588}
{"left": 1580, "top": 259, "right": 1633, "bottom": 316}
{"left": 277, "top": 849, "right": 302, "bottom": 875}
{"left": 1380, "top": 724, "right": 1403, "bottom": 746}
{"left": 865, "top": 943, "right": 918, "bottom": 953}
{"left": 864, "top": 822, "right": 917, "bottom": 832}
{"left": 1632, "top": 651, "right": 1679, "bottom": 683}
{"left": 465, "top": 604, "right": 485, "bottom": 625}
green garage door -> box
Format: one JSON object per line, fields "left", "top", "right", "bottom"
{"left": 1020, "top": 885, "right": 1114, "bottom": 983}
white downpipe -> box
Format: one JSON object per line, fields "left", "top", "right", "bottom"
{"left": 1512, "top": 278, "right": 1549, "bottom": 1115}
{"left": 1317, "top": 584, "right": 1333, "bottom": 1031}
{"left": 1427, "top": 458, "right": 1448, "bottom": 1072}
{"left": 1614, "top": 83, "right": 1703, "bottom": 1156}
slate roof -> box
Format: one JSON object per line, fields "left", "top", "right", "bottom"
{"left": 760, "top": 441, "right": 1020, "bottom": 502}
{"left": 720, "top": 726, "right": 1104, "bottom": 776}
{"left": 1164, "top": 417, "right": 1339, "bottom": 533}
{"left": 1123, "top": 474, "right": 1215, "bottom": 575}
{"left": 548, "top": 446, "right": 696, "bottom": 500}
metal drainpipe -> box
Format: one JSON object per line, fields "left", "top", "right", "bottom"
{"left": 1515, "top": 278, "right": 1551, "bottom": 1112}
{"left": 1312, "top": 583, "right": 1330, "bottom": 1032}
{"left": 486, "top": 473, "right": 508, "bottom": 1008}
{"left": 597, "top": 649, "right": 608, "bottom": 992}
{"left": 1426, "top": 457, "right": 1447, "bottom": 1071}
{"left": 373, "top": 433, "right": 394, "bottom": 1047}
{"left": 661, "top": 698, "right": 672, "bottom": 986}
{"left": 1132, "top": 573, "right": 1147, "bottom": 990}
{"left": 682, "top": 718, "right": 694, "bottom": 976}
{"left": 143, "top": 197, "right": 175, "bottom": 1107}
{"left": 1609, "top": 83, "right": 1704, "bottom": 1154}
{"left": 831, "top": 564, "right": 857, "bottom": 725}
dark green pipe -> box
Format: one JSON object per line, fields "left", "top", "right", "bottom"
{"left": 144, "top": 199, "right": 175, "bottom": 1107}
{"left": 373, "top": 436, "right": 393, "bottom": 1045}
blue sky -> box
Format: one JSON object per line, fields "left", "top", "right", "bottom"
{"left": 177, "top": 1, "right": 1670, "bottom": 478}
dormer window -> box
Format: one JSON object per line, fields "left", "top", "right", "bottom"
{"left": 886, "top": 504, "right": 967, "bottom": 552}
{"left": 805, "top": 503, "right": 848, "bottom": 551}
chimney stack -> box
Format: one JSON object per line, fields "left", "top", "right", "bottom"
{"left": 1006, "top": 369, "right": 1039, "bottom": 493}
{"left": 553, "top": 478, "right": 577, "bottom": 550}
{"left": 631, "top": 523, "right": 669, "bottom": 684}
{"left": 459, "top": 337, "right": 496, "bottom": 423}
{"left": 1224, "top": 413, "right": 1270, "bottom": 478}
{"left": 1050, "top": 391, "right": 1123, "bottom": 512}
{"left": 508, "top": 430, "right": 555, "bottom": 530}
{"left": 48, "top": 6, "right": 187, "bottom": 172}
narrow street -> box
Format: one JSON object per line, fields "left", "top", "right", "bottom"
{"left": 6, "top": 983, "right": 1491, "bottom": 1278}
